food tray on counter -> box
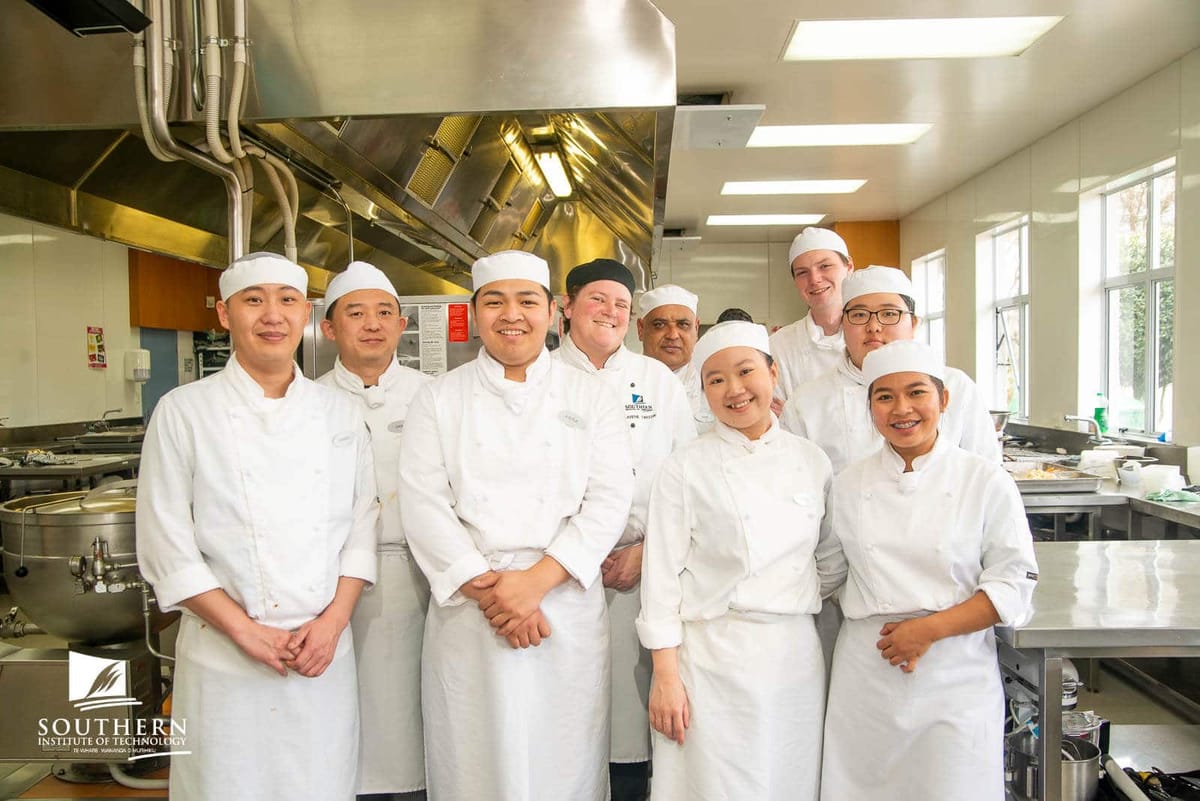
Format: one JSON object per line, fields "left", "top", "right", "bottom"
{"left": 1003, "top": 461, "right": 1104, "bottom": 493}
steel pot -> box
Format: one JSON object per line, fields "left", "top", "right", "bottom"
{"left": 1008, "top": 731, "right": 1100, "bottom": 801}
{"left": 0, "top": 484, "right": 176, "bottom": 645}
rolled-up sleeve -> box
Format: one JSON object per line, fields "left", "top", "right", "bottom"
{"left": 339, "top": 419, "right": 380, "bottom": 584}
{"left": 636, "top": 456, "right": 690, "bottom": 650}
{"left": 546, "top": 390, "right": 634, "bottom": 588}
{"left": 399, "top": 384, "right": 489, "bottom": 606}
{"left": 977, "top": 471, "right": 1038, "bottom": 626}
{"left": 135, "top": 398, "right": 221, "bottom": 612}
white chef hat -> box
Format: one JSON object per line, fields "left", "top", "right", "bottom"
{"left": 472, "top": 250, "right": 550, "bottom": 291}
{"left": 692, "top": 320, "right": 771, "bottom": 373}
{"left": 788, "top": 226, "right": 849, "bottom": 266}
{"left": 325, "top": 261, "right": 400, "bottom": 306}
{"left": 219, "top": 251, "right": 308, "bottom": 300}
{"left": 842, "top": 265, "right": 916, "bottom": 310}
{"left": 638, "top": 284, "right": 699, "bottom": 317}
{"left": 861, "top": 340, "right": 946, "bottom": 387}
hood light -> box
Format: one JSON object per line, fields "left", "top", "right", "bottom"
{"left": 535, "top": 151, "right": 573, "bottom": 198}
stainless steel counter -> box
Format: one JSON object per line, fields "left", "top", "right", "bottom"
{"left": 0, "top": 454, "right": 140, "bottom": 502}
{"left": 998, "top": 541, "right": 1200, "bottom": 801}
{"left": 1129, "top": 496, "right": 1200, "bottom": 533}
{"left": 999, "top": 540, "right": 1200, "bottom": 651}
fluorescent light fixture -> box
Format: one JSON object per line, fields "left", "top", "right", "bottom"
{"left": 707, "top": 214, "right": 825, "bottom": 226}
{"left": 783, "top": 17, "right": 1063, "bottom": 61}
{"left": 747, "top": 123, "right": 931, "bottom": 148}
{"left": 535, "top": 150, "right": 573, "bottom": 197}
{"left": 721, "top": 179, "right": 865, "bottom": 195}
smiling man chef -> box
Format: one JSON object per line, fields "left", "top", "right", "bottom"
{"left": 317, "top": 260, "right": 431, "bottom": 800}
{"left": 399, "top": 249, "right": 633, "bottom": 801}
{"left": 137, "top": 252, "right": 379, "bottom": 801}
{"left": 769, "top": 227, "right": 856, "bottom": 407}
{"left": 636, "top": 284, "right": 709, "bottom": 428}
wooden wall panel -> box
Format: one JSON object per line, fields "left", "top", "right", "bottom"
{"left": 128, "top": 250, "right": 222, "bottom": 331}
{"left": 832, "top": 221, "right": 901, "bottom": 271}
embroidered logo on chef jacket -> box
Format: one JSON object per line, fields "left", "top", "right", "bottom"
{"left": 625, "top": 394, "right": 658, "bottom": 422}
{"left": 559, "top": 410, "right": 586, "bottom": 429}
{"left": 332, "top": 431, "right": 356, "bottom": 446}
{"left": 387, "top": 420, "right": 405, "bottom": 434}
{"left": 632, "top": 393, "right": 644, "bottom": 403}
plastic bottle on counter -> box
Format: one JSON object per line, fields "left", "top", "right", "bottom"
{"left": 1092, "top": 392, "right": 1108, "bottom": 434}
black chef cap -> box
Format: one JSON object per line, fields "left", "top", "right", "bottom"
{"left": 565, "top": 258, "right": 636, "bottom": 297}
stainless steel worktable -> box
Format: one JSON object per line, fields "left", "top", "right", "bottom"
{"left": 1129, "top": 496, "right": 1200, "bottom": 537}
{"left": 1019, "top": 481, "right": 1131, "bottom": 540}
{"left": 0, "top": 454, "right": 140, "bottom": 501}
{"left": 997, "top": 540, "right": 1200, "bottom": 801}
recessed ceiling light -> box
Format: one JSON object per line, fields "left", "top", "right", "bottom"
{"left": 534, "top": 151, "right": 573, "bottom": 198}
{"left": 721, "top": 179, "right": 866, "bottom": 195}
{"left": 783, "top": 17, "right": 1063, "bottom": 61}
{"left": 747, "top": 124, "right": 931, "bottom": 148}
{"left": 707, "top": 214, "right": 825, "bottom": 226}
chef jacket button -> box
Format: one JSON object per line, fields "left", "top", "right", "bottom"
{"left": 630, "top": 382, "right": 636, "bottom": 388}
{"left": 881, "top": 603, "right": 892, "bottom": 611}
{"left": 630, "top": 423, "right": 636, "bottom": 428}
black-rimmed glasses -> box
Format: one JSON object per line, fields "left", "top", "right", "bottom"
{"left": 843, "top": 308, "right": 912, "bottom": 326}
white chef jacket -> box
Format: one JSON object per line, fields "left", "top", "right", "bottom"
{"left": 821, "top": 434, "right": 1037, "bottom": 625}
{"left": 318, "top": 356, "right": 430, "bottom": 547}
{"left": 819, "top": 436, "right": 1037, "bottom": 801}
{"left": 399, "top": 347, "right": 634, "bottom": 801}
{"left": 780, "top": 352, "right": 1001, "bottom": 472}
{"left": 673, "top": 360, "right": 715, "bottom": 431}
{"left": 138, "top": 355, "right": 379, "bottom": 623}
{"left": 317, "top": 355, "right": 431, "bottom": 794}
{"left": 769, "top": 313, "right": 844, "bottom": 404}
{"left": 136, "top": 354, "right": 379, "bottom": 801}
{"left": 637, "top": 417, "right": 840, "bottom": 651}
{"left": 553, "top": 333, "right": 696, "bottom": 764}
{"left": 553, "top": 335, "right": 696, "bottom": 547}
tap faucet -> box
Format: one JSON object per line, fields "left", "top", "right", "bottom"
{"left": 1063, "top": 414, "right": 1108, "bottom": 445}
{"left": 87, "top": 408, "right": 124, "bottom": 433}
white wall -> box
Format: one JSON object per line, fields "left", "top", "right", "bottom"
{"left": 0, "top": 212, "right": 140, "bottom": 427}
{"left": 651, "top": 239, "right": 808, "bottom": 330}
{"left": 900, "top": 48, "right": 1200, "bottom": 445}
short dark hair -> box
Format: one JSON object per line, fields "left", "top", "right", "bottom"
{"left": 716, "top": 307, "right": 753, "bottom": 323}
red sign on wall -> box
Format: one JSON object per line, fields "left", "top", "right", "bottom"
{"left": 447, "top": 303, "right": 470, "bottom": 343}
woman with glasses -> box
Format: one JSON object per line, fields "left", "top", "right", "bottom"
{"left": 780, "top": 266, "right": 998, "bottom": 474}
{"left": 818, "top": 339, "right": 1037, "bottom": 801}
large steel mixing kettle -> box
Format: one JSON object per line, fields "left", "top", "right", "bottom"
{"left": 0, "top": 482, "right": 177, "bottom": 645}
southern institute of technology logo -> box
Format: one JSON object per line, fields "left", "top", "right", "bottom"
{"left": 69, "top": 652, "right": 139, "bottom": 712}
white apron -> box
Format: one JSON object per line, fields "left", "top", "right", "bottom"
{"left": 651, "top": 613, "right": 824, "bottom": 801}
{"left": 421, "top": 551, "right": 611, "bottom": 801}
{"left": 171, "top": 614, "right": 359, "bottom": 801}
{"left": 821, "top": 617, "right": 1004, "bottom": 801}
{"left": 319, "top": 358, "right": 431, "bottom": 792}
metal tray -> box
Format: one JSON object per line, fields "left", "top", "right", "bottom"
{"left": 1005, "top": 462, "right": 1104, "bottom": 494}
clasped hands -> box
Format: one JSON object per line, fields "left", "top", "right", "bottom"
{"left": 462, "top": 569, "right": 552, "bottom": 650}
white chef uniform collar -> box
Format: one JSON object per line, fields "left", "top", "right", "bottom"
{"left": 219, "top": 251, "right": 308, "bottom": 300}
{"left": 325, "top": 261, "right": 400, "bottom": 306}
{"left": 861, "top": 339, "right": 945, "bottom": 387}
{"left": 788, "top": 226, "right": 849, "bottom": 266}
{"left": 692, "top": 320, "right": 771, "bottom": 375}
{"left": 472, "top": 250, "right": 550, "bottom": 291}
{"left": 332, "top": 356, "right": 400, "bottom": 409}
{"left": 841, "top": 265, "right": 916, "bottom": 310}
{"left": 637, "top": 284, "right": 698, "bottom": 317}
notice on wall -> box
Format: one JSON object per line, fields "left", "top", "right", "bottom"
{"left": 418, "top": 304, "right": 448, "bottom": 375}
{"left": 447, "top": 303, "right": 470, "bottom": 343}
{"left": 87, "top": 326, "right": 107, "bottom": 369}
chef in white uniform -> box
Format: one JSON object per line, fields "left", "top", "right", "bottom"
{"left": 399, "top": 250, "right": 634, "bottom": 801}
{"left": 638, "top": 321, "right": 839, "bottom": 801}
{"left": 781, "top": 265, "right": 1000, "bottom": 472}
{"left": 636, "top": 284, "right": 709, "bottom": 429}
{"left": 819, "top": 340, "right": 1038, "bottom": 801}
{"left": 137, "top": 252, "right": 379, "bottom": 801}
{"left": 552, "top": 258, "right": 696, "bottom": 801}
{"left": 317, "top": 260, "right": 431, "bottom": 800}
{"left": 769, "top": 226, "right": 856, "bottom": 406}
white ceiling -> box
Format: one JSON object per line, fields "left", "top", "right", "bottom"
{"left": 654, "top": 0, "right": 1200, "bottom": 244}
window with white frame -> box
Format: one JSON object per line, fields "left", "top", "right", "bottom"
{"left": 1102, "top": 159, "right": 1175, "bottom": 437}
{"left": 909, "top": 250, "right": 946, "bottom": 365}
{"left": 988, "top": 216, "right": 1030, "bottom": 417}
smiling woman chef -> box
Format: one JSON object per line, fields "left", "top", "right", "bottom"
{"left": 638, "top": 320, "right": 839, "bottom": 801}
{"left": 819, "top": 339, "right": 1038, "bottom": 801}
{"left": 399, "top": 250, "right": 633, "bottom": 801}
{"left": 136, "top": 252, "right": 379, "bottom": 801}
{"left": 552, "top": 258, "right": 696, "bottom": 801}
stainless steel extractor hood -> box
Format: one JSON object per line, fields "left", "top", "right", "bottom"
{"left": 0, "top": 0, "right": 676, "bottom": 294}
